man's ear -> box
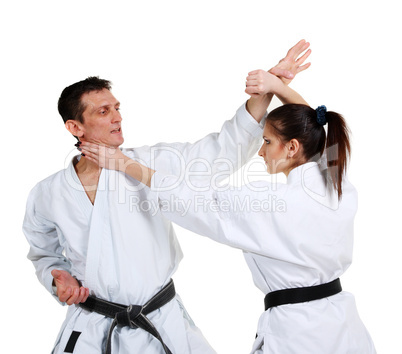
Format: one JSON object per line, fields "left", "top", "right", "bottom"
{"left": 65, "top": 120, "right": 84, "bottom": 138}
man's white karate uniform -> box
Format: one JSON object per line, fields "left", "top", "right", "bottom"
{"left": 23, "top": 103, "right": 263, "bottom": 353}
{"left": 150, "top": 162, "right": 377, "bottom": 353}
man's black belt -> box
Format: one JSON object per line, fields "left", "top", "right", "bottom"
{"left": 80, "top": 279, "right": 175, "bottom": 354}
{"left": 264, "top": 278, "right": 342, "bottom": 311}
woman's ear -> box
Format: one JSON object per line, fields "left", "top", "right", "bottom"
{"left": 287, "top": 138, "right": 300, "bottom": 158}
{"left": 65, "top": 120, "right": 84, "bottom": 138}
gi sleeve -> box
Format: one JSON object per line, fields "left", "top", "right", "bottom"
{"left": 172, "top": 102, "right": 265, "bottom": 173}
{"left": 22, "top": 183, "right": 71, "bottom": 304}
{"left": 132, "top": 103, "right": 266, "bottom": 184}
{"left": 149, "top": 171, "right": 283, "bottom": 254}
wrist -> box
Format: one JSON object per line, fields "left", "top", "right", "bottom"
{"left": 52, "top": 280, "right": 58, "bottom": 296}
{"left": 118, "top": 153, "right": 130, "bottom": 172}
{"left": 270, "top": 77, "right": 284, "bottom": 96}
{"left": 246, "top": 93, "right": 271, "bottom": 108}
{"left": 246, "top": 93, "right": 273, "bottom": 124}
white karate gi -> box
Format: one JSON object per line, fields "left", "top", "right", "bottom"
{"left": 149, "top": 162, "right": 377, "bottom": 354}
{"left": 23, "top": 103, "right": 264, "bottom": 354}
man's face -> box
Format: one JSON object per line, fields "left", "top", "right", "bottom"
{"left": 79, "top": 88, "right": 124, "bottom": 148}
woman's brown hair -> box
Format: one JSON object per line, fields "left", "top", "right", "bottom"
{"left": 267, "top": 104, "right": 351, "bottom": 200}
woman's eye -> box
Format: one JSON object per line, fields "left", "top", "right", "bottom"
{"left": 264, "top": 139, "right": 270, "bottom": 145}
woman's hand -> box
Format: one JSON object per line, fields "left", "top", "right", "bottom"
{"left": 79, "top": 141, "right": 155, "bottom": 187}
{"left": 79, "top": 141, "right": 127, "bottom": 171}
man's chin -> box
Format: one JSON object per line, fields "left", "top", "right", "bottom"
{"left": 113, "top": 137, "right": 124, "bottom": 148}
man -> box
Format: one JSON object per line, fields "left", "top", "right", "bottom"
{"left": 23, "top": 40, "right": 310, "bottom": 354}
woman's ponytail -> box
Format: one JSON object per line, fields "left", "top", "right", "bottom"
{"left": 267, "top": 104, "right": 351, "bottom": 200}
{"left": 325, "top": 111, "right": 351, "bottom": 200}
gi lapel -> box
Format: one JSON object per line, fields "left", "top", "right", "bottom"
{"left": 64, "top": 157, "right": 94, "bottom": 217}
{"left": 84, "top": 168, "right": 110, "bottom": 294}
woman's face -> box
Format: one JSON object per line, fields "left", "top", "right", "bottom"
{"left": 258, "top": 123, "right": 291, "bottom": 175}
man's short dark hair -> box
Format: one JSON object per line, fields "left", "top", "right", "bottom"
{"left": 58, "top": 76, "right": 112, "bottom": 124}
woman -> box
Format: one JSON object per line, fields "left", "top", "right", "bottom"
{"left": 80, "top": 70, "right": 376, "bottom": 353}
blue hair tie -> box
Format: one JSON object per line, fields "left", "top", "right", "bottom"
{"left": 316, "top": 105, "right": 327, "bottom": 126}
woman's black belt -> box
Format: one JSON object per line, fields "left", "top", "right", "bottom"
{"left": 79, "top": 279, "right": 175, "bottom": 354}
{"left": 264, "top": 278, "right": 342, "bottom": 311}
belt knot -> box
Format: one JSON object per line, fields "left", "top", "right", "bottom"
{"left": 115, "top": 304, "right": 143, "bottom": 329}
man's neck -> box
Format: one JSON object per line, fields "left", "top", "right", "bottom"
{"left": 74, "top": 157, "right": 102, "bottom": 177}
{"left": 74, "top": 157, "right": 102, "bottom": 204}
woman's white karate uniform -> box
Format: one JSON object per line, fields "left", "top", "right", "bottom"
{"left": 23, "top": 104, "right": 264, "bottom": 354}
{"left": 149, "top": 161, "right": 377, "bottom": 353}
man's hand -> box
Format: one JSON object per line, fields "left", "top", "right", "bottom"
{"left": 269, "top": 39, "right": 311, "bottom": 85}
{"left": 245, "top": 70, "right": 282, "bottom": 97}
{"left": 51, "top": 269, "right": 89, "bottom": 305}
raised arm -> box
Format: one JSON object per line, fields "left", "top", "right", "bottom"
{"left": 245, "top": 39, "right": 311, "bottom": 119}
{"left": 80, "top": 41, "right": 312, "bottom": 184}
{"left": 246, "top": 70, "right": 308, "bottom": 106}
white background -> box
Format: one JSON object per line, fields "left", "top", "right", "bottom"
{"left": 1, "top": 0, "right": 401, "bottom": 353}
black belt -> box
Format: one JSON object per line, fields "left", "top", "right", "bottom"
{"left": 80, "top": 279, "right": 175, "bottom": 354}
{"left": 264, "top": 278, "right": 342, "bottom": 311}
